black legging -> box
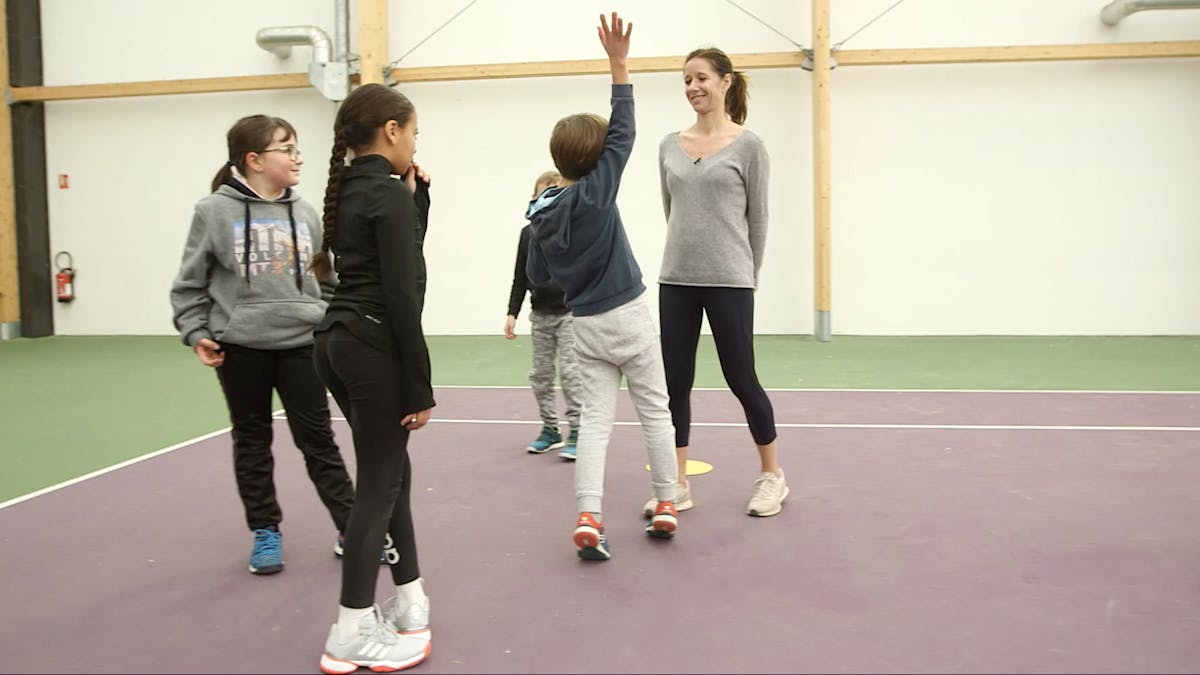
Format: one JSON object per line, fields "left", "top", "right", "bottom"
{"left": 659, "top": 284, "right": 777, "bottom": 448}
{"left": 314, "top": 324, "right": 419, "bottom": 608}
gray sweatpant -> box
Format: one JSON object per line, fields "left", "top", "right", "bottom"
{"left": 529, "top": 309, "right": 582, "bottom": 431}
{"left": 571, "top": 293, "right": 677, "bottom": 514}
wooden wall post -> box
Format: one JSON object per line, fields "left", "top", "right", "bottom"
{"left": 357, "top": 0, "right": 389, "bottom": 85}
{"left": 812, "top": 0, "right": 832, "bottom": 342}
{"left": 0, "top": 0, "right": 21, "bottom": 339}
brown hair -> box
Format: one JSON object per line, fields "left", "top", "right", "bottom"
{"left": 532, "top": 170, "right": 561, "bottom": 197}
{"left": 685, "top": 47, "right": 750, "bottom": 125}
{"left": 211, "top": 115, "right": 297, "bottom": 192}
{"left": 310, "top": 83, "right": 416, "bottom": 281}
{"left": 549, "top": 113, "right": 607, "bottom": 181}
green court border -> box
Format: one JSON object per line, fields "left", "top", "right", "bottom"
{"left": 2, "top": 335, "right": 1197, "bottom": 502}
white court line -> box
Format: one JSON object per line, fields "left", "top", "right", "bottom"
{"left": 432, "top": 385, "right": 1200, "bottom": 395}
{"left": 8, "top": 387, "right": 1197, "bottom": 510}
{"left": 0, "top": 426, "right": 234, "bottom": 511}
{"left": 329, "top": 417, "right": 1200, "bottom": 432}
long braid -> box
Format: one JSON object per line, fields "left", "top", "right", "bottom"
{"left": 310, "top": 131, "right": 347, "bottom": 282}
{"left": 309, "top": 83, "right": 416, "bottom": 282}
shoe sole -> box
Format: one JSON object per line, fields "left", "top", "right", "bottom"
{"left": 577, "top": 545, "right": 611, "bottom": 560}
{"left": 249, "top": 563, "right": 283, "bottom": 575}
{"left": 747, "top": 486, "right": 791, "bottom": 517}
{"left": 319, "top": 640, "right": 431, "bottom": 674}
{"left": 527, "top": 441, "right": 565, "bottom": 454}
{"left": 646, "top": 515, "right": 676, "bottom": 539}
{"left": 573, "top": 526, "right": 611, "bottom": 560}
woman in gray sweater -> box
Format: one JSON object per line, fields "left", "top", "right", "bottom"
{"left": 653, "top": 47, "right": 789, "bottom": 518}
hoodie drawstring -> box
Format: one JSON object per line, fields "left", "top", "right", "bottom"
{"left": 287, "top": 200, "right": 302, "bottom": 292}
{"left": 243, "top": 200, "right": 252, "bottom": 285}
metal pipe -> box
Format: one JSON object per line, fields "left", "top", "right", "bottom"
{"left": 334, "top": 0, "right": 349, "bottom": 63}
{"left": 255, "top": 26, "right": 332, "bottom": 63}
{"left": 1101, "top": 0, "right": 1200, "bottom": 25}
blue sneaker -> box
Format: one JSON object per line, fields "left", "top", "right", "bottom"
{"left": 334, "top": 532, "right": 389, "bottom": 564}
{"left": 558, "top": 429, "right": 578, "bottom": 461}
{"left": 526, "top": 425, "right": 564, "bottom": 454}
{"left": 249, "top": 528, "right": 284, "bottom": 575}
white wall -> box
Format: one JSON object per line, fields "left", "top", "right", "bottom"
{"left": 39, "top": 0, "right": 1200, "bottom": 336}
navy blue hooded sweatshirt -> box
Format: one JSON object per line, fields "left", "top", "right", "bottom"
{"left": 526, "top": 83, "right": 645, "bottom": 317}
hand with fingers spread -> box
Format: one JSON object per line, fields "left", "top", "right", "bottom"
{"left": 598, "top": 11, "right": 632, "bottom": 84}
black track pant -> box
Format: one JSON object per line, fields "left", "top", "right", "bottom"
{"left": 314, "top": 324, "right": 420, "bottom": 608}
{"left": 658, "top": 284, "right": 777, "bottom": 448}
{"left": 215, "top": 342, "right": 353, "bottom": 533}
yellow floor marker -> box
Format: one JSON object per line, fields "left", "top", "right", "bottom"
{"left": 645, "top": 459, "right": 713, "bottom": 476}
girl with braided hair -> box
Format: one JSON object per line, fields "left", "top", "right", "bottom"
{"left": 311, "top": 83, "right": 435, "bottom": 674}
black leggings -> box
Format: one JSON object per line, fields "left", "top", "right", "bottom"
{"left": 314, "top": 324, "right": 419, "bottom": 608}
{"left": 214, "top": 343, "right": 353, "bottom": 532}
{"left": 659, "top": 284, "right": 777, "bottom": 448}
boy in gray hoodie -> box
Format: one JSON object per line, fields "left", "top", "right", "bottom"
{"left": 170, "top": 115, "right": 354, "bottom": 576}
{"left": 526, "top": 12, "right": 678, "bottom": 561}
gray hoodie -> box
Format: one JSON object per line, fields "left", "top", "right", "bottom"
{"left": 170, "top": 181, "right": 329, "bottom": 350}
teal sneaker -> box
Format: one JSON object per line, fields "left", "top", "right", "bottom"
{"left": 249, "top": 527, "right": 283, "bottom": 575}
{"left": 558, "top": 429, "right": 577, "bottom": 461}
{"left": 526, "top": 425, "right": 564, "bottom": 454}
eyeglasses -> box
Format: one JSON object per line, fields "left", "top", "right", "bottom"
{"left": 260, "top": 145, "right": 302, "bottom": 161}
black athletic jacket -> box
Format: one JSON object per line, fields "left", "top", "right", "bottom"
{"left": 315, "top": 154, "right": 434, "bottom": 414}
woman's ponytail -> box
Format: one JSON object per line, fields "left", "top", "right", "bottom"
{"left": 727, "top": 70, "right": 749, "bottom": 125}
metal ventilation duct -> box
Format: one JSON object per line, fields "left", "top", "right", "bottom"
{"left": 255, "top": 7, "right": 350, "bottom": 102}
{"left": 1100, "top": 0, "right": 1200, "bottom": 25}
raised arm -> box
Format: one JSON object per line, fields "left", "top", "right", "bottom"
{"left": 581, "top": 12, "right": 636, "bottom": 206}
{"left": 598, "top": 12, "right": 630, "bottom": 84}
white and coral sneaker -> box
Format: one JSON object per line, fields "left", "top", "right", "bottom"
{"left": 746, "top": 469, "right": 789, "bottom": 517}
{"left": 319, "top": 607, "right": 430, "bottom": 674}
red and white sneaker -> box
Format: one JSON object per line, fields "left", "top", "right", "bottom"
{"left": 573, "top": 512, "right": 611, "bottom": 561}
{"left": 645, "top": 500, "right": 678, "bottom": 539}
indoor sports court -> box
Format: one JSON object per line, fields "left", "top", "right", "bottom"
{"left": 1, "top": 1, "right": 1198, "bottom": 674}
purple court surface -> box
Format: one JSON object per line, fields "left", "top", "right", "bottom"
{"left": 1, "top": 387, "right": 1198, "bottom": 674}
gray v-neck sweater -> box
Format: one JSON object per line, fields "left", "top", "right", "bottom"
{"left": 657, "top": 129, "right": 770, "bottom": 288}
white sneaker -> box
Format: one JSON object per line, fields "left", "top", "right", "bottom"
{"left": 381, "top": 593, "right": 431, "bottom": 635}
{"left": 319, "top": 607, "right": 431, "bottom": 674}
{"left": 642, "top": 480, "right": 693, "bottom": 518}
{"left": 746, "top": 469, "right": 789, "bottom": 517}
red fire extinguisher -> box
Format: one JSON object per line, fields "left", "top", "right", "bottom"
{"left": 55, "top": 251, "right": 75, "bottom": 303}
